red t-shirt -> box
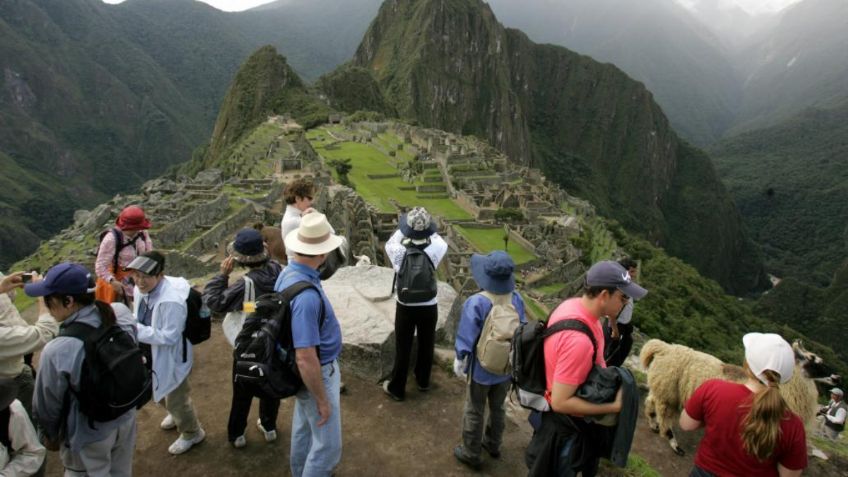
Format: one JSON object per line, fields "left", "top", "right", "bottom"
{"left": 685, "top": 379, "right": 807, "bottom": 476}
{"left": 544, "top": 297, "right": 606, "bottom": 403}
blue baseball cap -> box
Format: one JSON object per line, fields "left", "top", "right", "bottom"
{"left": 586, "top": 260, "right": 647, "bottom": 300}
{"left": 470, "top": 251, "right": 516, "bottom": 294}
{"left": 24, "top": 262, "right": 93, "bottom": 297}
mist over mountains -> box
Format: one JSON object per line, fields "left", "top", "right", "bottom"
{"left": 1, "top": 0, "right": 845, "bottom": 298}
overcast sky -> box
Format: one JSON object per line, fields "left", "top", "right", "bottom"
{"left": 103, "top": 0, "right": 802, "bottom": 14}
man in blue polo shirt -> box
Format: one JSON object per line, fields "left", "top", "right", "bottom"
{"left": 453, "top": 251, "right": 527, "bottom": 470}
{"left": 274, "top": 212, "right": 344, "bottom": 477}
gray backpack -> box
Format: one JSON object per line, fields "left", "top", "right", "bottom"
{"left": 475, "top": 291, "right": 520, "bottom": 375}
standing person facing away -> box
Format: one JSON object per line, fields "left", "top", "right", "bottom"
{"left": 204, "top": 228, "right": 283, "bottom": 448}
{"left": 453, "top": 251, "right": 526, "bottom": 470}
{"left": 680, "top": 333, "right": 807, "bottom": 477}
{"left": 126, "top": 252, "right": 205, "bottom": 456}
{"left": 274, "top": 213, "right": 345, "bottom": 477}
{"left": 382, "top": 207, "right": 447, "bottom": 401}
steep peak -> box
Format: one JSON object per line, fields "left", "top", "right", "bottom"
{"left": 206, "top": 46, "right": 307, "bottom": 163}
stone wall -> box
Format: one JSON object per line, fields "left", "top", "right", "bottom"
{"left": 157, "top": 194, "right": 229, "bottom": 247}
{"left": 184, "top": 202, "right": 262, "bottom": 256}
{"left": 162, "top": 249, "right": 219, "bottom": 280}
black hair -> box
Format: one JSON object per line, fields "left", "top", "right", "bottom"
{"left": 294, "top": 252, "right": 319, "bottom": 258}
{"left": 139, "top": 250, "right": 166, "bottom": 275}
{"left": 618, "top": 257, "right": 638, "bottom": 271}
{"left": 582, "top": 283, "right": 618, "bottom": 299}
{"left": 45, "top": 275, "right": 116, "bottom": 327}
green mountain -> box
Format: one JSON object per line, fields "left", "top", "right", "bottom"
{"left": 485, "top": 0, "right": 741, "bottom": 146}
{"left": 0, "top": 0, "right": 206, "bottom": 269}
{"left": 349, "top": 0, "right": 766, "bottom": 293}
{"left": 755, "top": 259, "right": 848, "bottom": 363}
{"left": 201, "top": 46, "right": 328, "bottom": 166}
{"left": 711, "top": 99, "right": 848, "bottom": 286}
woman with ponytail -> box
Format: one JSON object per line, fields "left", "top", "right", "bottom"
{"left": 679, "top": 333, "right": 807, "bottom": 476}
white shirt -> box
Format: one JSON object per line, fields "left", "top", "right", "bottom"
{"left": 385, "top": 230, "right": 448, "bottom": 307}
{"left": 281, "top": 205, "right": 336, "bottom": 262}
{"left": 616, "top": 299, "right": 634, "bottom": 325}
{"left": 0, "top": 400, "right": 46, "bottom": 477}
{"left": 825, "top": 400, "right": 847, "bottom": 425}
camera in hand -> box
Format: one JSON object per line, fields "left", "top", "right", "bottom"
{"left": 21, "top": 273, "right": 34, "bottom": 283}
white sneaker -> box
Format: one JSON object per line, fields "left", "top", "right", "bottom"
{"left": 232, "top": 435, "right": 246, "bottom": 449}
{"left": 168, "top": 427, "right": 206, "bottom": 455}
{"left": 160, "top": 414, "right": 176, "bottom": 430}
{"left": 256, "top": 419, "right": 277, "bottom": 442}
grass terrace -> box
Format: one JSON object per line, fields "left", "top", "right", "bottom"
{"left": 454, "top": 226, "right": 536, "bottom": 264}
{"left": 307, "top": 128, "right": 471, "bottom": 219}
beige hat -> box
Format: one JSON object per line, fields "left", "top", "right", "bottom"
{"left": 284, "top": 212, "right": 343, "bottom": 256}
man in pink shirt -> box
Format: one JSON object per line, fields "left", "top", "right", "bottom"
{"left": 533, "top": 260, "right": 647, "bottom": 476}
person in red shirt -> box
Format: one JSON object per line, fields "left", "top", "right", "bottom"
{"left": 680, "top": 333, "right": 807, "bottom": 477}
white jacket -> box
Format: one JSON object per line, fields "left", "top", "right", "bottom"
{"left": 133, "top": 276, "right": 192, "bottom": 402}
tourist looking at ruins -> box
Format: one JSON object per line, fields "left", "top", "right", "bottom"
{"left": 203, "top": 228, "right": 283, "bottom": 449}
{"left": 274, "top": 212, "right": 345, "bottom": 477}
{"left": 0, "top": 271, "right": 58, "bottom": 419}
{"left": 94, "top": 205, "right": 153, "bottom": 304}
{"left": 126, "top": 252, "right": 205, "bottom": 456}
{"left": 281, "top": 178, "right": 316, "bottom": 262}
{"left": 382, "top": 207, "right": 448, "bottom": 401}
{"left": 603, "top": 257, "right": 640, "bottom": 367}
{"left": 453, "top": 251, "right": 526, "bottom": 470}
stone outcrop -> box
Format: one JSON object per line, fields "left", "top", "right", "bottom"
{"left": 322, "top": 265, "right": 457, "bottom": 379}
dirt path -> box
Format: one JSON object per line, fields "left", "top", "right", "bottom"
{"left": 39, "top": 320, "right": 841, "bottom": 476}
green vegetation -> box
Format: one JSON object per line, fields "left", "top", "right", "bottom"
{"left": 711, "top": 100, "right": 848, "bottom": 286}
{"left": 350, "top": 0, "right": 765, "bottom": 294}
{"left": 533, "top": 283, "right": 565, "bottom": 295}
{"left": 611, "top": 223, "right": 847, "bottom": 376}
{"left": 454, "top": 226, "right": 536, "bottom": 264}
{"left": 520, "top": 293, "right": 549, "bottom": 321}
{"left": 317, "top": 64, "right": 393, "bottom": 115}
{"left": 307, "top": 129, "right": 471, "bottom": 218}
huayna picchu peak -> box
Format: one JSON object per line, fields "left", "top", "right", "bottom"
{"left": 346, "top": 0, "right": 767, "bottom": 293}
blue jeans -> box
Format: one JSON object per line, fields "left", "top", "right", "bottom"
{"left": 291, "top": 360, "right": 342, "bottom": 477}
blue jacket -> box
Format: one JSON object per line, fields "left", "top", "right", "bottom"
{"left": 455, "top": 291, "right": 526, "bottom": 385}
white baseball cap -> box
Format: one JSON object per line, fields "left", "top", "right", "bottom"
{"left": 743, "top": 333, "right": 795, "bottom": 384}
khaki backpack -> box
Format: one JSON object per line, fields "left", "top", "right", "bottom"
{"left": 475, "top": 291, "right": 521, "bottom": 375}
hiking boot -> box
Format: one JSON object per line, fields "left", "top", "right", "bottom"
{"left": 256, "top": 419, "right": 277, "bottom": 442}
{"left": 160, "top": 414, "right": 176, "bottom": 431}
{"left": 168, "top": 427, "right": 206, "bottom": 455}
{"left": 481, "top": 441, "right": 501, "bottom": 459}
{"left": 417, "top": 382, "right": 431, "bottom": 392}
{"left": 232, "top": 435, "right": 246, "bottom": 449}
{"left": 453, "top": 445, "right": 482, "bottom": 470}
{"left": 382, "top": 381, "right": 403, "bottom": 401}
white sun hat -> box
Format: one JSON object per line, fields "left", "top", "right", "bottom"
{"left": 284, "top": 212, "right": 343, "bottom": 256}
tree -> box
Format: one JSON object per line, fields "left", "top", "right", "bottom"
{"left": 327, "top": 158, "right": 353, "bottom": 187}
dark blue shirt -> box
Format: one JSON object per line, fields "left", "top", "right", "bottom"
{"left": 274, "top": 262, "right": 342, "bottom": 365}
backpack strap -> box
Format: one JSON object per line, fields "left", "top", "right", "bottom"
{"left": 543, "top": 319, "right": 598, "bottom": 359}
{"left": 281, "top": 281, "right": 327, "bottom": 360}
{"left": 479, "top": 290, "right": 512, "bottom": 307}
{"left": 243, "top": 276, "right": 256, "bottom": 303}
{"left": 281, "top": 281, "right": 326, "bottom": 329}
{"left": 0, "top": 406, "right": 11, "bottom": 450}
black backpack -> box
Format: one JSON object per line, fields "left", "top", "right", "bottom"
{"left": 60, "top": 322, "right": 153, "bottom": 425}
{"left": 393, "top": 242, "right": 437, "bottom": 303}
{"left": 182, "top": 288, "right": 210, "bottom": 355}
{"left": 511, "top": 319, "right": 596, "bottom": 412}
{"left": 0, "top": 406, "right": 10, "bottom": 450}
{"left": 232, "top": 281, "right": 324, "bottom": 400}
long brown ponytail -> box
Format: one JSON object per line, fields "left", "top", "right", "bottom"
{"left": 741, "top": 368, "right": 788, "bottom": 460}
